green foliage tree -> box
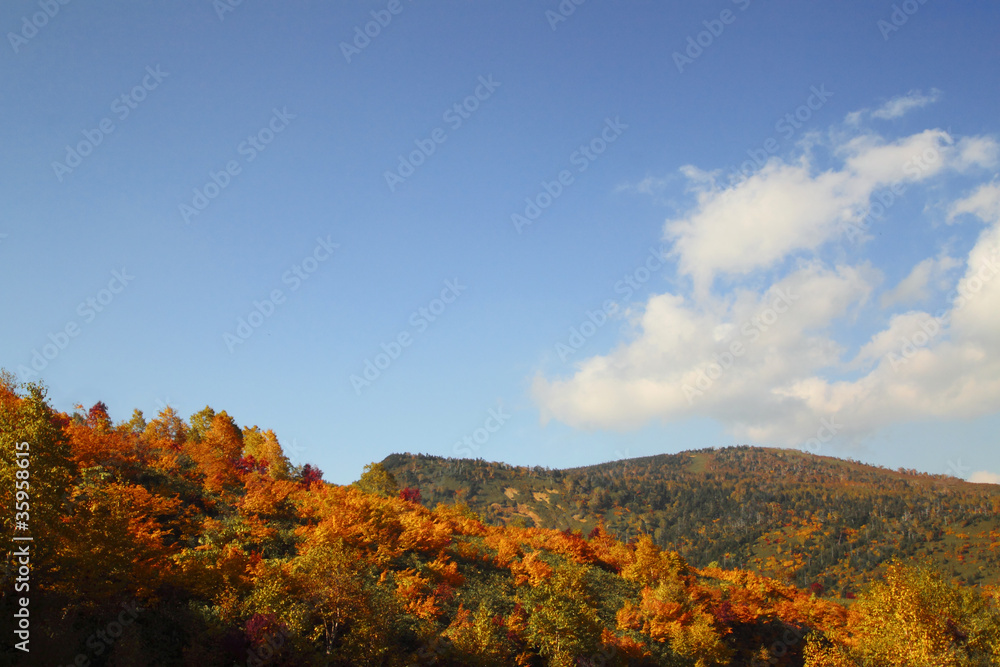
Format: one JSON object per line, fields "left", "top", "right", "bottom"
{"left": 122, "top": 408, "right": 147, "bottom": 435}
{"left": 355, "top": 462, "right": 398, "bottom": 498}
{"left": 187, "top": 405, "right": 216, "bottom": 442}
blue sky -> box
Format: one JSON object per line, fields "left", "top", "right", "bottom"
{"left": 3, "top": 1, "right": 999, "bottom": 485}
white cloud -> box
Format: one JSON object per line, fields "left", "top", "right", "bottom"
{"left": 880, "top": 253, "right": 961, "bottom": 309}
{"left": 970, "top": 470, "right": 1000, "bottom": 484}
{"left": 535, "top": 228, "right": 1000, "bottom": 444}
{"left": 533, "top": 262, "right": 878, "bottom": 436}
{"left": 948, "top": 181, "right": 1000, "bottom": 224}
{"left": 871, "top": 89, "right": 942, "bottom": 120}
{"left": 881, "top": 260, "right": 934, "bottom": 308}
{"left": 850, "top": 310, "right": 939, "bottom": 368}
{"left": 664, "top": 128, "right": 995, "bottom": 297}
{"left": 533, "top": 108, "right": 1000, "bottom": 448}
{"left": 616, "top": 175, "right": 671, "bottom": 195}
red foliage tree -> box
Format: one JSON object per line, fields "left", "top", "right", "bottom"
{"left": 300, "top": 464, "right": 323, "bottom": 489}
{"left": 233, "top": 453, "right": 269, "bottom": 475}
{"left": 87, "top": 401, "right": 111, "bottom": 429}
{"left": 400, "top": 486, "right": 422, "bottom": 504}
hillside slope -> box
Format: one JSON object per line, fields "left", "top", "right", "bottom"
{"left": 382, "top": 447, "right": 1000, "bottom": 595}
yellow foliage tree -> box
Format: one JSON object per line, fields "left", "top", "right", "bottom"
{"left": 519, "top": 560, "right": 604, "bottom": 667}
{"left": 621, "top": 535, "right": 689, "bottom": 588}
{"left": 805, "top": 560, "right": 1000, "bottom": 666}
{"left": 290, "top": 540, "right": 401, "bottom": 663}
{"left": 443, "top": 604, "right": 515, "bottom": 666}
{"left": 241, "top": 426, "right": 291, "bottom": 479}
{"left": 630, "top": 581, "right": 732, "bottom": 666}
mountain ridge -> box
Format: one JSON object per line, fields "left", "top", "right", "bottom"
{"left": 381, "top": 445, "right": 1000, "bottom": 595}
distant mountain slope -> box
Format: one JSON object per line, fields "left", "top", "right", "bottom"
{"left": 382, "top": 446, "right": 1000, "bottom": 594}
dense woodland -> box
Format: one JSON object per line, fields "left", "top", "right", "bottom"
{"left": 2, "top": 376, "right": 1000, "bottom": 665}
{"left": 383, "top": 447, "right": 1000, "bottom": 596}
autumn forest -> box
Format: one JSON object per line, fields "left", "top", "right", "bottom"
{"left": 3, "top": 376, "right": 1000, "bottom": 666}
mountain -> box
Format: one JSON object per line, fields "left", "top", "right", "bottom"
{"left": 382, "top": 446, "right": 1000, "bottom": 595}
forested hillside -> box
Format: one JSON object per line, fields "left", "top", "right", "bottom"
{"left": 2, "top": 376, "right": 999, "bottom": 665}
{"left": 382, "top": 447, "right": 1000, "bottom": 596}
